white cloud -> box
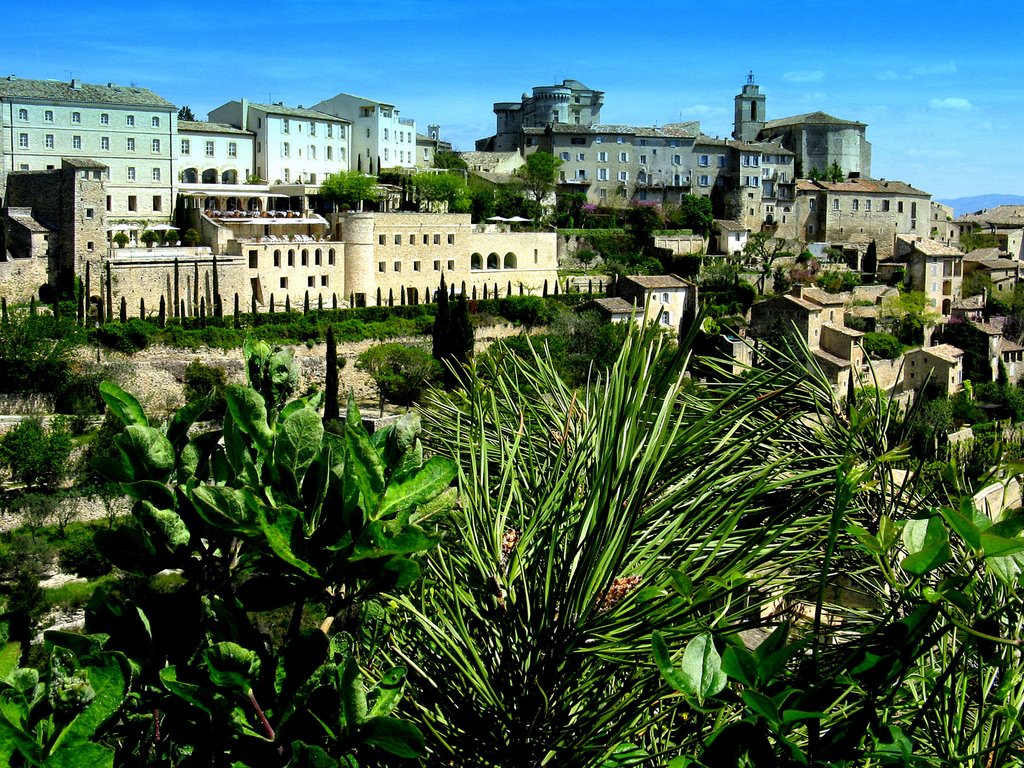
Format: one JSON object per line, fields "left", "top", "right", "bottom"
{"left": 913, "top": 61, "right": 957, "bottom": 76}
{"left": 783, "top": 70, "right": 824, "bottom": 83}
{"left": 680, "top": 104, "right": 720, "bottom": 116}
{"left": 929, "top": 97, "right": 972, "bottom": 111}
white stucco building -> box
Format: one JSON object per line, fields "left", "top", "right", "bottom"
{"left": 312, "top": 93, "right": 417, "bottom": 174}
{"left": 208, "top": 100, "right": 350, "bottom": 186}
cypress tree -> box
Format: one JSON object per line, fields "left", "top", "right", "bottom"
{"left": 251, "top": 293, "right": 258, "bottom": 321}
{"left": 30, "top": 297, "right": 37, "bottom": 316}
{"left": 318, "top": 293, "right": 324, "bottom": 312}
{"left": 446, "top": 291, "right": 474, "bottom": 388}
{"left": 333, "top": 293, "right": 338, "bottom": 310}
{"left": 140, "top": 297, "right": 145, "bottom": 319}
{"left": 432, "top": 273, "right": 450, "bottom": 364}
{"left": 84, "top": 262, "right": 91, "bottom": 321}
{"left": 483, "top": 283, "right": 489, "bottom": 300}
{"left": 400, "top": 286, "right": 406, "bottom": 306}
{"left": 349, "top": 292, "right": 355, "bottom": 308}
{"left": 324, "top": 324, "right": 340, "bottom": 424}
{"left": 270, "top": 295, "right": 276, "bottom": 314}
{"left": 97, "top": 299, "right": 104, "bottom": 325}
{"left": 119, "top": 296, "right": 126, "bottom": 323}
{"left": 388, "top": 288, "right": 394, "bottom": 307}
{"left": 173, "top": 258, "right": 180, "bottom": 318}
{"left": 193, "top": 261, "right": 200, "bottom": 316}
{"left": 212, "top": 254, "right": 222, "bottom": 318}
{"left": 77, "top": 286, "right": 84, "bottom": 325}
{"left": 285, "top": 294, "right": 291, "bottom": 314}
{"left": 508, "top": 280, "right": 512, "bottom": 297}
{"left": 234, "top": 293, "right": 240, "bottom": 329}
{"left": 376, "top": 287, "right": 382, "bottom": 306}
{"left": 304, "top": 291, "right": 310, "bottom": 315}
{"left": 180, "top": 299, "right": 186, "bottom": 320}
{"left": 105, "top": 262, "right": 113, "bottom": 321}
{"left": 472, "top": 285, "right": 477, "bottom": 301}
{"left": 159, "top": 295, "right": 166, "bottom": 328}
{"left": 200, "top": 296, "right": 207, "bottom": 321}
{"left": 543, "top": 279, "right": 548, "bottom": 298}
{"left": 519, "top": 282, "right": 524, "bottom": 296}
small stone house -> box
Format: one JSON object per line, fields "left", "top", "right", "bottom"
{"left": 903, "top": 344, "right": 964, "bottom": 395}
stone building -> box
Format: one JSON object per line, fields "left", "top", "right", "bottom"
{"left": 895, "top": 235, "right": 964, "bottom": 315}
{"left": 788, "top": 177, "right": 931, "bottom": 252}
{"left": 903, "top": 344, "right": 964, "bottom": 395}
{"left": 479, "top": 80, "right": 605, "bottom": 152}
{"left": 613, "top": 274, "right": 698, "bottom": 338}
{"left": 311, "top": 93, "right": 415, "bottom": 174}
{"left": 0, "top": 75, "right": 177, "bottom": 221}
{"left": 177, "top": 120, "right": 257, "bottom": 187}
{"left": 207, "top": 100, "right": 350, "bottom": 186}
{"left": 957, "top": 205, "right": 1024, "bottom": 260}
{"left": 758, "top": 112, "right": 871, "bottom": 179}
{"left": 962, "top": 249, "right": 1020, "bottom": 297}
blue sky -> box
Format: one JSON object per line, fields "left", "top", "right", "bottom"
{"left": 5, "top": 0, "right": 1020, "bottom": 199}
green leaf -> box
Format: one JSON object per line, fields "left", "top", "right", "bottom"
{"left": 678, "top": 633, "right": 727, "bottom": 701}
{"left": 46, "top": 742, "right": 115, "bottom": 768}
{"left": 741, "top": 689, "right": 780, "bottom": 725}
{"left": 116, "top": 426, "right": 175, "bottom": 481}
{"left": 191, "top": 486, "right": 253, "bottom": 533}
{"left": 203, "top": 642, "right": 260, "bottom": 695}
{"left": 939, "top": 505, "right": 982, "bottom": 551}
{"left": 99, "top": 381, "right": 148, "bottom": 427}
{"left": 901, "top": 517, "right": 951, "bottom": 575}
{"left": 225, "top": 386, "right": 274, "bottom": 453}
{"left": 341, "top": 657, "right": 368, "bottom": 728}
{"left": 721, "top": 645, "right": 757, "bottom": 687}
{"left": 138, "top": 502, "right": 190, "bottom": 556}
{"left": 0, "top": 644, "right": 20, "bottom": 681}
{"left": 166, "top": 397, "right": 214, "bottom": 449}
{"left": 667, "top": 569, "right": 693, "bottom": 598}
{"left": 51, "top": 651, "right": 130, "bottom": 750}
{"left": 345, "top": 395, "right": 385, "bottom": 513}
{"left": 367, "top": 666, "right": 408, "bottom": 719}
{"left": 275, "top": 407, "right": 324, "bottom": 492}
{"left": 878, "top": 515, "right": 897, "bottom": 551}
{"left": 351, "top": 521, "right": 437, "bottom": 560}
{"left": 160, "top": 666, "right": 213, "bottom": 714}
{"left": 980, "top": 532, "right": 1024, "bottom": 559}
{"left": 598, "top": 743, "right": 650, "bottom": 767}
{"left": 652, "top": 631, "right": 688, "bottom": 693}
{"left": 255, "top": 502, "right": 319, "bottom": 578}
{"left": 376, "top": 456, "right": 457, "bottom": 520}
{"left": 361, "top": 716, "right": 425, "bottom": 758}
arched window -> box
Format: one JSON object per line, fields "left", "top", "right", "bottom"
{"left": 287, "top": 249, "right": 295, "bottom": 267}
{"left": 221, "top": 169, "right": 238, "bottom": 184}
{"left": 486, "top": 253, "right": 499, "bottom": 269}
{"left": 503, "top": 252, "right": 517, "bottom": 269}
{"left": 328, "top": 248, "right": 336, "bottom": 265}
{"left": 315, "top": 248, "right": 322, "bottom": 266}
{"left": 470, "top": 253, "right": 482, "bottom": 270}
{"left": 182, "top": 168, "right": 198, "bottom": 183}
{"left": 273, "top": 249, "right": 281, "bottom": 267}
{"left": 201, "top": 168, "right": 217, "bottom": 184}
{"left": 301, "top": 249, "right": 309, "bottom": 266}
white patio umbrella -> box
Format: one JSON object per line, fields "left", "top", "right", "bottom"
{"left": 505, "top": 216, "right": 532, "bottom": 222}
{"left": 486, "top": 216, "right": 509, "bottom": 221}
{"left": 148, "top": 224, "right": 179, "bottom": 231}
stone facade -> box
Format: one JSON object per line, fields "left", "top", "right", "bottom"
{"left": 311, "top": 93, "right": 415, "bottom": 174}
{"left": 896, "top": 236, "right": 964, "bottom": 315}
{"left": 903, "top": 344, "right": 964, "bottom": 395}
{"left": 759, "top": 111, "right": 871, "bottom": 178}
{"left": 614, "top": 274, "right": 698, "bottom": 338}
{"left": 480, "top": 80, "right": 605, "bottom": 153}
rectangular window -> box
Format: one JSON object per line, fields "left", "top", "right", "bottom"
{"left": 151, "top": 139, "right": 160, "bottom": 153}
{"left": 833, "top": 199, "right": 840, "bottom": 210}
{"left": 433, "top": 234, "right": 440, "bottom": 245}
{"left": 898, "top": 201, "right": 904, "bottom": 213}
{"left": 378, "top": 261, "right": 386, "bottom": 272}
{"left": 282, "top": 142, "right": 290, "bottom": 158}
{"left": 321, "top": 275, "right": 329, "bottom": 286}
{"left": 447, "top": 234, "right": 455, "bottom": 245}
{"left": 619, "top": 152, "right": 628, "bottom": 162}
{"left": 86, "top": 208, "right": 94, "bottom": 219}
{"left": 852, "top": 199, "right": 859, "bottom": 211}
{"left": 433, "top": 260, "right": 441, "bottom": 271}
{"left": 100, "top": 113, "right": 108, "bottom": 125}
{"left": 228, "top": 142, "right": 237, "bottom": 158}
{"left": 273, "top": 252, "right": 281, "bottom": 267}
{"left": 309, "top": 145, "right": 316, "bottom": 160}
{"left": 128, "top": 195, "right": 137, "bottom": 211}
{"left": 72, "top": 135, "right": 82, "bottom": 149}
{"left": 883, "top": 200, "right": 891, "bottom": 212}
{"left": 393, "top": 261, "right": 401, "bottom": 272}
{"left": 576, "top": 153, "right": 585, "bottom": 161}
{"left": 152, "top": 168, "right": 161, "bottom": 181}
{"left": 327, "top": 146, "right": 333, "bottom": 161}
{"left": 699, "top": 155, "right": 709, "bottom": 166}
{"left": 283, "top": 118, "right": 290, "bottom": 134}
{"left": 127, "top": 137, "right": 135, "bottom": 151}
{"left": 718, "top": 155, "right": 726, "bottom": 167}
{"left": 44, "top": 110, "right": 53, "bottom": 122}
{"left": 698, "top": 175, "right": 710, "bottom": 187}
{"left": 309, "top": 121, "right": 316, "bottom": 136}
{"left": 327, "top": 124, "right": 333, "bottom": 139}
{"left": 127, "top": 167, "right": 136, "bottom": 181}
{"left": 559, "top": 151, "right": 570, "bottom": 161}
{"left": 394, "top": 234, "right": 401, "bottom": 245}
{"left": 249, "top": 250, "right": 259, "bottom": 269}
{"left": 152, "top": 116, "right": 160, "bottom": 127}
{"left": 598, "top": 151, "right": 608, "bottom": 162}
{"left": 18, "top": 133, "right": 28, "bottom": 148}
{"left": 413, "top": 261, "right": 421, "bottom": 272}
{"left": 378, "top": 234, "right": 386, "bottom": 245}
{"left": 280, "top": 277, "right": 288, "bottom": 289}
{"left": 126, "top": 115, "right": 135, "bottom": 126}
{"left": 87, "top": 241, "right": 94, "bottom": 251}
{"left": 447, "top": 259, "right": 455, "bottom": 271}
{"left": 203, "top": 140, "right": 214, "bottom": 157}
{"left": 308, "top": 276, "right": 315, "bottom": 288}
{"left": 45, "top": 134, "right": 54, "bottom": 149}
{"left": 618, "top": 171, "right": 629, "bottom": 182}
{"left": 639, "top": 154, "right": 648, "bottom": 165}
{"left": 283, "top": 169, "right": 290, "bottom": 182}
{"left": 72, "top": 111, "right": 81, "bottom": 123}
{"left": 181, "top": 139, "right": 190, "bottom": 155}
{"left": 672, "top": 154, "right": 681, "bottom": 164}
{"left": 598, "top": 168, "right": 608, "bottom": 181}
{"left": 287, "top": 251, "right": 294, "bottom": 266}
{"left": 152, "top": 196, "right": 162, "bottom": 212}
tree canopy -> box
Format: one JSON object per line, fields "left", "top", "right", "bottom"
{"left": 319, "top": 170, "right": 381, "bottom": 210}
{"left": 513, "top": 151, "right": 562, "bottom": 204}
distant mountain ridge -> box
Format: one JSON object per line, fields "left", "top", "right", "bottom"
{"left": 936, "top": 194, "right": 1024, "bottom": 219}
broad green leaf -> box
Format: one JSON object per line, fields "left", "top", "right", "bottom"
{"left": 678, "top": 633, "right": 727, "bottom": 701}
{"left": 367, "top": 666, "right": 407, "bottom": 719}
{"left": 345, "top": 394, "right": 385, "bottom": 513}
{"left": 651, "top": 631, "right": 687, "bottom": 693}
{"left": 341, "top": 658, "right": 368, "bottom": 728}
{"left": 361, "top": 716, "right": 425, "bottom": 758}
{"left": 167, "top": 397, "right": 214, "bottom": 449}
{"left": 351, "top": 521, "right": 437, "bottom": 560}
{"left": 138, "top": 502, "right": 190, "bottom": 555}
{"left": 275, "top": 407, "right": 324, "bottom": 491}
{"left": 721, "top": 645, "right": 757, "bottom": 687}
{"left": 878, "top": 515, "right": 897, "bottom": 551}
{"left": 598, "top": 743, "right": 650, "bottom": 767}
{"left": 255, "top": 502, "right": 319, "bottom": 578}
{"left": 99, "top": 381, "right": 147, "bottom": 427}
{"left": 902, "top": 517, "right": 951, "bottom": 575}
{"left": 225, "top": 386, "right": 274, "bottom": 452}
{"left": 939, "top": 505, "right": 982, "bottom": 551}
{"left": 667, "top": 569, "right": 692, "bottom": 598}
{"left": 160, "top": 666, "right": 213, "bottom": 714}
{"left": 52, "top": 651, "right": 130, "bottom": 750}
{"left": 43, "top": 632, "right": 109, "bottom": 659}
{"left": 46, "top": 742, "right": 115, "bottom": 768}
{"left": 191, "top": 486, "right": 252, "bottom": 533}
{"left": 204, "top": 642, "right": 260, "bottom": 695}
{"left": 741, "top": 689, "right": 779, "bottom": 725}
{"left": 116, "top": 426, "right": 175, "bottom": 481}
{"left": 980, "top": 532, "right": 1024, "bottom": 559}
{"left": 0, "top": 644, "right": 19, "bottom": 681}
{"left": 376, "top": 456, "right": 457, "bottom": 520}
{"left": 781, "top": 709, "right": 826, "bottom": 724}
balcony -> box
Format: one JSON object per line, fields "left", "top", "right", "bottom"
{"left": 399, "top": 117, "right": 415, "bottom": 127}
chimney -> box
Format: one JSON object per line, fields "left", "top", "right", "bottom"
{"left": 71, "top": 78, "right": 82, "bottom": 90}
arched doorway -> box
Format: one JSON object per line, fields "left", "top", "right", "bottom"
{"left": 201, "top": 168, "right": 218, "bottom": 184}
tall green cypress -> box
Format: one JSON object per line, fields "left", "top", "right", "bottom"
{"left": 105, "top": 262, "right": 113, "bottom": 322}
{"left": 158, "top": 295, "right": 166, "bottom": 327}
{"left": 445, "top": 290, "right": 474, "bottom": 388}
{"left": 324, "top": 324, "right": 340, "bottom": 424}
{"left": 432, "top": 273, "right": 450, "bottom": 364}
{"left": 173, "top": 258, "right": 180, "bottom": 318}
{"left": 212, "top": 254, "right": 222, "bottom": 319}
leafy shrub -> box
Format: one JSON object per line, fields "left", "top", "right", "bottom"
{"left": 183, "top": 358, "right": 228, "bottom": 415}
{"left": 861, "top": 331, "right": 903, "bottom": 359}
{"left": 496, "top": 296, "right": 559, "bottom": 327}
{"left": 57, "top": 523, "right": 112, "bottom": 578}
{"left": 0, "top": 417, "right": 73, "bottom": 489}
{"left": 357, "top": 343, "right": 441, "bottom": 406}
{"left": 96, "top": 319, "right": 154, "bottom": 353}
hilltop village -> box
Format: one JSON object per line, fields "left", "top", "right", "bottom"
{"left": 0, "top": 72, "right": 1021, "bottom": 400}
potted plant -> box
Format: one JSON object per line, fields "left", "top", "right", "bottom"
{"left": 162, "top": 230, "right": 178, "bottom": 246}
{"left": 183, "top": 228, "right": 201, "bottom": 247}
{"left": 140, "top": 230, "right": 159, "bottom": 248}
{"left": 113, "top": 232, "right": 130, "bottom": 249}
